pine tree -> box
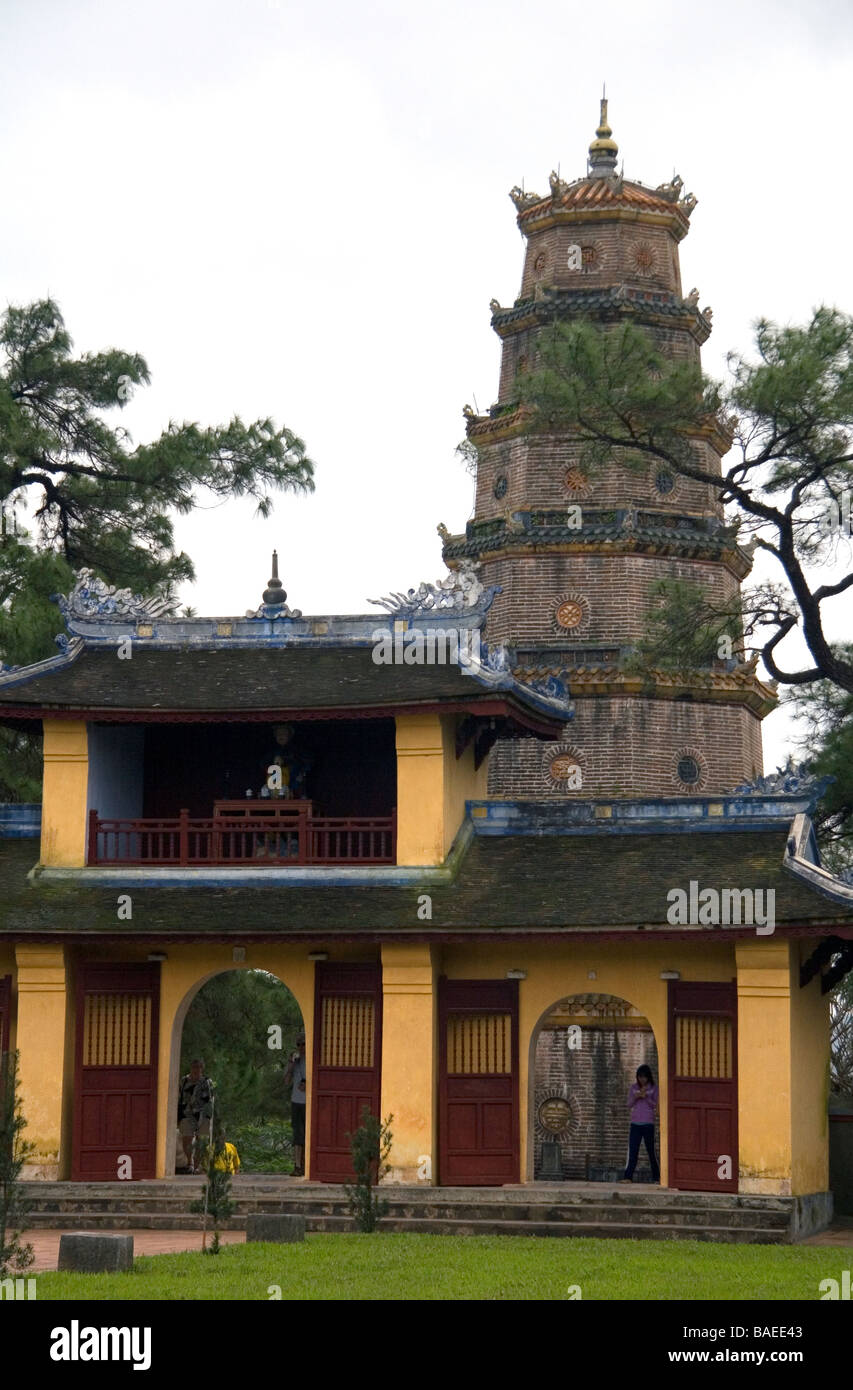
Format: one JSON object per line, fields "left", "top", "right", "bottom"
{"left": 517, "top": 309, "right": 853, "bottom": 695}
{"left": 344, "top": 1108, "right": 393, "bottom": 1233}
{"left": 0, "top": 1050, "right": 35, "bottom": 1277}
{"left": 190, "top": 1118, "right": 235, "bottom": 1255}
{"left": 0, "top": 297, "right": 316, "bottom": 799}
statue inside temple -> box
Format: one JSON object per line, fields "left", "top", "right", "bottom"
{"left": 262, "top": 723, "right": 311, "bottom": 800}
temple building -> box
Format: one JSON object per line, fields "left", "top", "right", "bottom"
{"left": 0, "top": 106, "right": 851, "bottom": 1231}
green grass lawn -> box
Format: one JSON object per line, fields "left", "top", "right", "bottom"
{"left": 32, "top": 1234, "right": 845, "bottom": 1301}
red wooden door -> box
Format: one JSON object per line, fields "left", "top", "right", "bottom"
{"left": 439, "top": 979, "right": 519, "bottom": 1186}
{"left": 72, "top": 964, "right": 160, "bottom": 1181}
{"left": 310, "top": 963, "right": 382, "bottom": 1182}
{"left": 0, "top": 974, "right": 11, "bottom": 1054}
{"left": 668, "top": 981, "right": 738, "bottom": 1191}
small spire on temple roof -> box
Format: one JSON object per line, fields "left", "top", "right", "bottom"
{"left": 262, "top": 549, "right": 287, "bottom": 608}
{"left": 588, "top": 91, "right": 619, "bottom": 176}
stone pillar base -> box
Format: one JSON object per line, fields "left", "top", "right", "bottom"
{"left": 739, "top": 1176, "right": 792, "bottom": 1196}
{"left": 20, "top": 1161, "right": 60, "bottom": 1181}
{"left": 383, "top": 1165, "right": 433, "bottom": 1185}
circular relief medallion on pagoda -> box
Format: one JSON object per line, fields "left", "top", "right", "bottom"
{"left": 539, "top": 1098, "right": 571, "bottom": 1133}
{"left": 543, "top": 743, "right": 585, "bottom": 792}
{"left": 580, "top": 241, "right": 603, "bottom": 272}
{"left": 533, "top": 250, "right": 548, "bottom": 273}
{"left": 563, "top": 467, "right": 590, "bottom": 497}
{"left": 650, "top": 462, "right": 680, "bottom": 500}
{"left": 553, "top": 592, "right": 590, "bottom": 633}
{"left": 673, "top": 747, "right": 708, "bottom": 792}
{"left": 556, "top": 599, "right": 583, "bottom": 628}
{"left": 493, "top": 474, "right": 508, "bottom": 499}
{"left": 534, "top": 1089, "right": 581, "bottom": 1140}
{"left": 630, "top": 240, "right": 657, "bottom": 276}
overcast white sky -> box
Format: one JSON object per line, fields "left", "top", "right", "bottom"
{"left": 3, "top": 0, "right": 852, "bottom": 770}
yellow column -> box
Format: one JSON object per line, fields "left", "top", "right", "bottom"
{"left": 380, "top": 943, "right": 436, "bottom": 1183}
{"left": 15, "top": 945, "right": 70, "bottom": 1179}
{"left": 41, "top": 719, "right": 89, "bottom": 867}
{"left": 790, "top": 946, "right": 830, "bottom": 1195}
{"left": 736, "top": 941, "right": 792, "bottom": 1195}
{"left": 395, "top": 714, "right": 445, "bottom": 865}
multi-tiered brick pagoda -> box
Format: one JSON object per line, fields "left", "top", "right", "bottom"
{"left": 443, "top": 101, "right": 776, "bottom": 799}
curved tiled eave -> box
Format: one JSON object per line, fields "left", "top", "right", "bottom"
{"left": 490, "top": 289, "right": 712, "bottom": 345}
{"left": 464, "top": 405, "right": 535, "bottom": 443}
{"left": 465, "top": 406, "right": 732, "bottom": 459}
{"left": 514, "top": 664, "right": 778, "bottom": 718}
{"left": 442, "top": 528, "right": 754, "bottom": 582}
{"left": 515, "top": 181, "right": 691, "bottom": 238}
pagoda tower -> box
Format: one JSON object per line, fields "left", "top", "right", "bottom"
{"left": 442, "top": 101, "right": 776, "bottom": 798}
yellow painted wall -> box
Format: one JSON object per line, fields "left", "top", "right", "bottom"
{"left": 395, "top": 713, "right": 489, "bottom": 865}
{"left": 790, "top": 942, "right": 830, "bottom": 1195}
{"left": 395, "top": 714, "right": 444, "bottom": 865}
{"left": 380, "top": 943, "right": 437, "bottom": 1182}
{"left": 736, "top": 942, "right": 792, "bottom": 1195}
{"left": 440, "top": 716, "right": 488, "bottom": 857}
{"left": 10, "top": 931, "right": 830, "bottom": 1195}
{"left": 15, "top": 945, "right": 70, "bottom": 1179}
{"left": 154, "top": 946, "right": 316, "bottom": 1178}
{"left": 40, "top": 720, "right": 89, "bottom": 867}
{"left": 439, "top": 939, "right": 736, "bottom": 1187}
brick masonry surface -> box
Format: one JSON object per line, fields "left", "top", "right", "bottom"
{"left": 534, "top": 1024, "right": 659, "bottom": 1180}
{"left": 474, "top": 434, "right": 723, "bottom": 520}
{"left": 481, "top": 552, "right": 740, "bottom": 647}
{"left": 516, "top": 220, "right": 685, "bottom": 311}
{"left": 489, "top": 697, "right": 763, "bottom": 798}
{"left": 498, "top": 314, "right": 699, "bottom": 403}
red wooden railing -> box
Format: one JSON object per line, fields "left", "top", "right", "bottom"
{"left": 88, "top": 806, "right": 397, "bottom": 866}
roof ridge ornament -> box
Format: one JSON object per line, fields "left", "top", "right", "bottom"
{"left": 53, "top": 568, "right": 178, "bottom": 625}
{"left": 369, "top": 561, "right": 500, "bottom": 618}
{"left": 263, "top": 550, "right": 285, "bottom": 606}
{"left": 730, "top": 757, "right": 833, "bottom": 811}
{"left": 253, "top": 549, "right": 301, "bottom": 619}
{"left": 656, "top": 172, "right": 684, "bottom": 203}
{"left": 509, "top": 185, "right": 543, "bottom": 212}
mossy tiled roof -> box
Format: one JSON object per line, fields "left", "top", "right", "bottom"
{"left": 0, "top": 831, "right": 849, "bottom": 941}
{"left": 0, "top": 646, "right": 508, "bottom": 713}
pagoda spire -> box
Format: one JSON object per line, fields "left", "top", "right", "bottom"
{"left": 588, "top": 92, "right": 618, "bottom": 176}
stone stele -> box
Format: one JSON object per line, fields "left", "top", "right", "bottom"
{"left": 57, "top": 1232, "right": 134, "bottom": 1273}
{"left": 245, "top": 1214, "right": 306, "bottom": 1244}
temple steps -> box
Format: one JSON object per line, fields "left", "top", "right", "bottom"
{"left": 20, "top": 1180, "right": 799, "bottom": 1243}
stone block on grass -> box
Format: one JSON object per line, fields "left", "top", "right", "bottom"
{"left": 57, "top": 1233, "right": 134, "bottom": 1273}
{"left": 245, "top": 1214, "right": 306, "bottom": 1244}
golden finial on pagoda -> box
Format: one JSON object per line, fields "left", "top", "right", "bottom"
{"left": 588, "top": 91, "right": 619, "bottom": 174}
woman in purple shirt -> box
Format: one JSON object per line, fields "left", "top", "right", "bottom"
{"left": 621, "top": 1064, "right": 660, "bottom": 1183}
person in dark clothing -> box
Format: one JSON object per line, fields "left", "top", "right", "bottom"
{"left": 283, "top": 1033, "right": 307, "bottom": 1176}
{"left": 177, "top": 1058, "right": 214, "bottom": 1174}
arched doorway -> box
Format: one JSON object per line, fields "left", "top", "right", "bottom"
{"left": 170, "top": 968, "right": 306, "bottom": 1176}
{"left": 532, "top": 993, "right": 659, "bottom": 1182}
